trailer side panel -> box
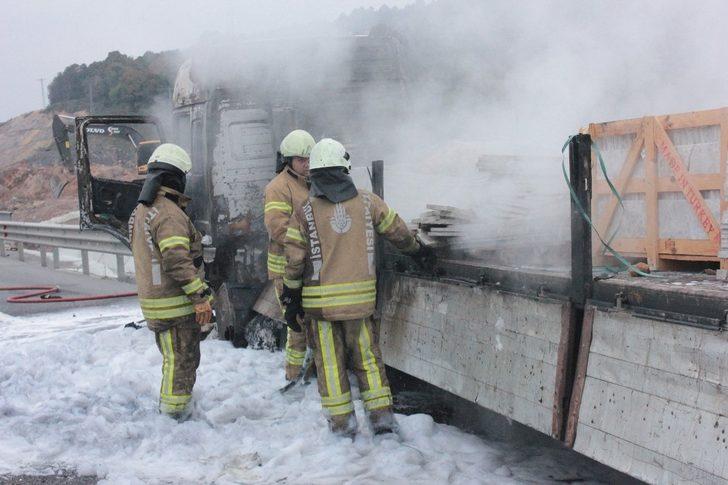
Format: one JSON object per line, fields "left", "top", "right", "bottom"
{"left": 572, "top": 306, "right": 728, "bottom": 484}
{"left": 379, "top": 273, "right": 565, "bottom": 437}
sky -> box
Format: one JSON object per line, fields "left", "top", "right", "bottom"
{"left": 0, "top": 0, "right": 416, "bottom": 122}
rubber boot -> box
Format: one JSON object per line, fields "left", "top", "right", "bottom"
{"left": 368, "top": 408, "right": 398, "bottom": 435}
{"left": 285, "top": 363, "right": 302, "bottom": 381}
{"left": 160, "top": 404, "right": 192, "bottom": 423}
{"left": 329, "top": 413, "right": 358, "bottom": 438}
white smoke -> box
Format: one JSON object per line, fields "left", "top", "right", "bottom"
{"left": 340, "top": 0, "right": 728, "bottom": 267}
{"left": 150, "top": 0, "right": 728, "bottom": 267}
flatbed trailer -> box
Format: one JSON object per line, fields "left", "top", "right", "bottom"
{"left": 376, "top": 135, "right": 728, "bottom": 484}
{"left": 379, "top": 263, "right": 726, "bottom": 484}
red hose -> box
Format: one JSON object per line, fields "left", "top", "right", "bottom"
{"left": 0, "top": 286, "right": 137, "bottom": 303}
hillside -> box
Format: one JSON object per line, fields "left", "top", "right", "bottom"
{"left": 0, "top": 48, "right": 183, "bottom": 222}
{"left": 0, "top": 109, "right": 80, "bottom": 221}
{"left": 0, "top": 159, "right": 79, "bottom": 221}
{"left": 0, "top": 110, "right": 56, "bottom": 170}
{"left": 48, "top": 50, "right": 181, "bottom": 115}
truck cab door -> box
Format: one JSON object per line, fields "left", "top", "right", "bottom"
{"left": 75, "top": 115, "right": 164, "bottom": 245}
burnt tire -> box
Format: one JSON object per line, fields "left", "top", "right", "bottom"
{"left": 243, "top": 313, "right": 285, "bottom": 351}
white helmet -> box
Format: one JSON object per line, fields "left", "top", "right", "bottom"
{"left": 309, "top": 138, "right": 351, "bottom": 172}
{"left": 279, "top": 130, "right": 316, "bottom": 158}
{"left": 148, "top": 143, "right": 192, "bottom": 174}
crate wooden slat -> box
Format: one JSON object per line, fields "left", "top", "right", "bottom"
{"left": 588, "top": 107, "right": 728, "bottom": 269}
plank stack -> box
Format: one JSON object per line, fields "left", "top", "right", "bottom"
{"left": 410, "top": 204, "right": 475, "bottom": 248}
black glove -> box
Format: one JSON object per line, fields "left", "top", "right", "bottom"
{"left": 411, "top": 243, "right": 437, "bottom": 271}
{"left": 281, "top": 285, "right": 303, "bottom": 332}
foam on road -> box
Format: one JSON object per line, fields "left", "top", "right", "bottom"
{"left": 0, "top": 302, "right": 613, "bottom": 484}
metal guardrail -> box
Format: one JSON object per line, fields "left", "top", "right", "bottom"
{"left": 0, "top": 221, "right": 131, "bottom": 281}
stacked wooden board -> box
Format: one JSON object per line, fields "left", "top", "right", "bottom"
{"left": 408, "top": 199, "right": 570, "bottom": 268}
{"left": 410, "top": 204, "right": 475, "bottom": 248}
{"left": 404, "top": 151, "right": 570, "bottom": 267}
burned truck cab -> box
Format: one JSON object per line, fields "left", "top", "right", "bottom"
{"left": 63, "top": 33, "right": 407, "bottom": 347}
{"left": 171, "top": 60, "right": 280, "bottom": 345}
{"left": 63, "top": 99, "right": 276, "bottom": 345}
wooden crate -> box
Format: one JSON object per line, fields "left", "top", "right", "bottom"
{"left": 587, "top": 108, "right": 728, "bottom": 269}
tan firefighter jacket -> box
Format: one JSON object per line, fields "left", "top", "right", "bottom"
{"left": 264, "top": 168, "right": 310, "bottom": 280}
{"left": 284, "top": 190, "right": 419, "bottom": 321}
{"left": 129, "top": 186, "right": 212, "bottom": 330}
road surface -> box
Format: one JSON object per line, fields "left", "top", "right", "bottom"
{"left": 0, "top": 252, "right": 137, "bottom": 316}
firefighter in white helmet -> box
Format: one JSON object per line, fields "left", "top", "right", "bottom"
{"left": 129, "top": 143, "right": 214, "bottom": 421}
{"left": 282, "top": 138, "right": 434, "bottom": 436}
{"left": 264, "top": 129, "right": 316, "bottom": 380}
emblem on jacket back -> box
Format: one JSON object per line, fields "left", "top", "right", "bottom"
{"left": 330, "top": 203, "right": 352, "bottom": 234}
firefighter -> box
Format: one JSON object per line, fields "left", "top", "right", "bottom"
{"left": 264, "top": 129, "right": 316, "bottom": 380}
{"left": 281, "top": 138, "right": 433, "bottom": 436}
{"left": 129, "top": 143, "right": 214, "bottom": 421}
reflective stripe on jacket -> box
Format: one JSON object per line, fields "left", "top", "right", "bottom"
{"left": 284, "top": 189, "right": 418, "bottom": 321}
{"left": 129, "top": 186, "right": 211, "bottom": 329}
{"left": 264, "top": 168, "right": 309, "bottom": 280}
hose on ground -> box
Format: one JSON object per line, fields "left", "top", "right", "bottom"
{"left": 0, "top": 286, "right": 137, "bottom": 303}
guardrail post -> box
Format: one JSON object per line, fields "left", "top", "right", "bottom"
{"left": 40, "top": 247, "right": 48, "bottom": 267}
{"left": 81, "top": 250, "right": 90, "bottom": 275}
{"left": 17, "top": 242, "right": 24, "bottom": 262}
{"left": 52, "top": 248, "right": 60, "bottom": 269}
{"left": 0, "top": 239, "right": 5, "bottom": 257}
{"left": 116, "top": 254, "right": 125, "bottom": 282}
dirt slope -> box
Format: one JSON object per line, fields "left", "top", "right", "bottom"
{"left": 0, "top": 110, "right": 57, "bottom": 170}
{"left": 0, "top": 110, "right": 80, "bottom": 221}
{"left": 0, "top": 160, "right": 78, "bottom": 221}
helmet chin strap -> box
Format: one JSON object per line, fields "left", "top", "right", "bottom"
{"left": 288, "top": 165, "right": 307, "bottom": 178}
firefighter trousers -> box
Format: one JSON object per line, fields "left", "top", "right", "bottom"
{"left": 274, "top": 278, "right": 308, "bottom": 380}
{"left": 154, "top": 321, "right": 201, "bottom": 416}
{"left": 306, "top": 316, "right": 394, "bottom": 433}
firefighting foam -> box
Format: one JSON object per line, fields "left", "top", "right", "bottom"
{"left": 0, "top": 302, "right": 618, "bottom": 483}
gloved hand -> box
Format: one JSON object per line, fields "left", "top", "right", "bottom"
{"left": 281, "top": 285, "right": 303, "bottom": 332}
{"left": 193, "top": 300, "right": 213, "bottom": 325}
{"left": 284, "top": 308, "right": 303, "bottom": 333}
{"left": 411, "top": 242, "right": 437, "bottom": 271}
